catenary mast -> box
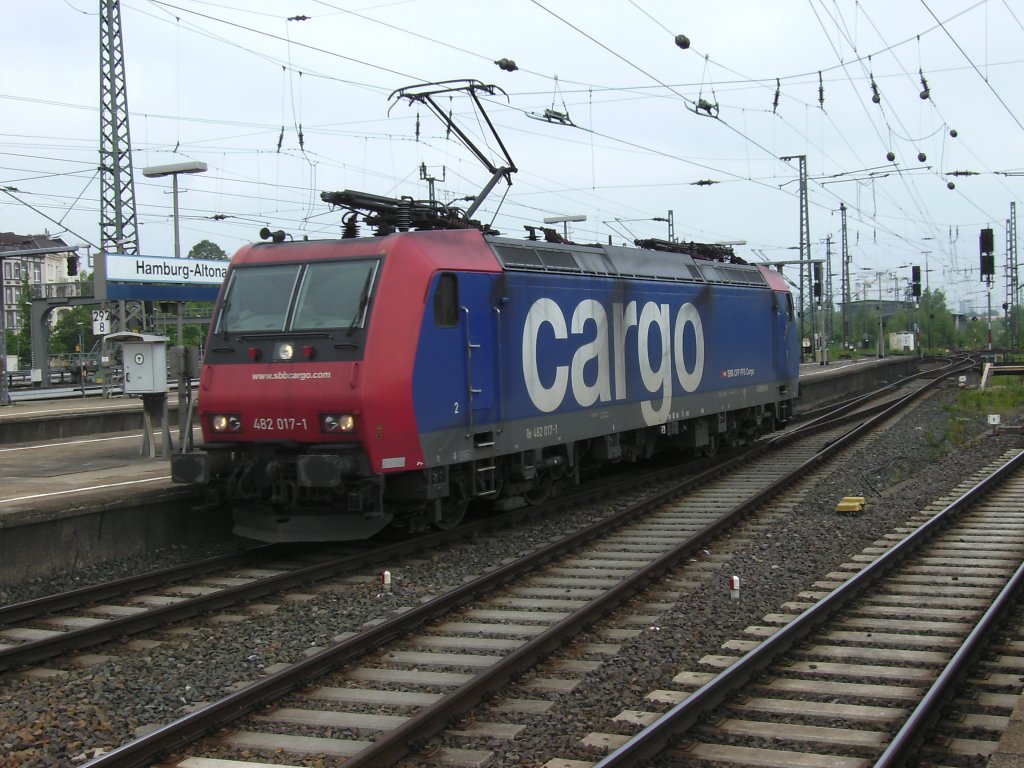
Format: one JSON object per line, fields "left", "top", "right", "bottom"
{"left": 99, "top": 0, "right": 144, "bottom": 331}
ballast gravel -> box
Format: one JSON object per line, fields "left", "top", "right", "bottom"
{"left": 0, "top": 382, "right": 1021, "bottom": 767}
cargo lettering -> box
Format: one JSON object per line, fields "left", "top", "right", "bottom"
{"left": 522, "top": 298, "right": 704, "bottom": 425}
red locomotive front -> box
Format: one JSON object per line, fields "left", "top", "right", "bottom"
{"left": 171, "top": 230, "right": 502, "bottom": 541}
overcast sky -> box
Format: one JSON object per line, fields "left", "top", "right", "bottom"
{"left": 2, "top": 0, "right": 1023, "bottom": 312}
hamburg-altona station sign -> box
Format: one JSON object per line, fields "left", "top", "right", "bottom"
{"left": 95, "top": 253, "right": 226, "bottom": 302}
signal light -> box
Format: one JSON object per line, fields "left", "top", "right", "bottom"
{"left": 980, "top": 227, "right": 994, "bottom": 254}
{"left": 980, "top": 227, "right": 996, "bottom": 279}
{"left": 247, "top": 347, "right": 262, "bottom": 361}
{"left": 66, "top": 255, "right": 78, "bottom": 276}
{"left": 981, "top": 253, "right": 995, "bottom": 278}
{"left": 812, "top": 263, "right": 822, "bottom": 298}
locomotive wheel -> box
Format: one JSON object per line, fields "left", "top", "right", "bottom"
{"left": 522, "top": 470, "right": 553, "bottom": 505}
{"left": 433, "top": 483, "right": 468, "bottom": 530}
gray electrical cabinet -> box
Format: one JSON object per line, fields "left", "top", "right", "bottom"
{"left": 105, "top": 332, "right": 169, "bottom": 394}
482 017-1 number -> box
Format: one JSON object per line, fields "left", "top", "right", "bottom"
{"left": 252, "top": 417, "right": 308, "bottom": 431}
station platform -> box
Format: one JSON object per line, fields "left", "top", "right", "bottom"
{"left": 0, "top": 391, "right": 162, "bottom": 445}
{"left": 0, "top": 395, "right": 186, "bottom": 519}
{"left": 796, "top": 353, "right": 920, "bottom": 408}
{"left": 0, "top": 393, "right": 223, "bottom": 584}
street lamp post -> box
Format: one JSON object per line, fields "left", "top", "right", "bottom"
{"left": 142, "top": 160, "right": 207, "bottom": 450}
{"left": 987, "top": 276, "right": 994, "bottom": 351}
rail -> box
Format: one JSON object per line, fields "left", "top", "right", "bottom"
{"left": 593, "top": 448, "right": 1024, "bottom": 767}
{"left": 80, "top": 361, "right": 968, "bottom": 768}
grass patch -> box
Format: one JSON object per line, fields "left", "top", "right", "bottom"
{"left": 943, "top": 379, "right": 1024, "bottom": 445}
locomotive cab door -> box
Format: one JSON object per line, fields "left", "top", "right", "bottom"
{"left": 457, "top": 273, "right": 499, "bottom": 430}
{"left": 775, "top": 290, "right": 794, "bottom": 375}
{"left": 455, "top": 273, "right": 502, "bottom": 498}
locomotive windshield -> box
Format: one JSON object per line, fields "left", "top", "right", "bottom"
{"left": 218, "top": 260, "right": 379, "bottom": 334}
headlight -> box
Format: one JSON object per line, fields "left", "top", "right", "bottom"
{"left": 211, "top": 414, "right": 242, "bottom": 433}
{"left": 275, "top": 342, "right": 295, "bottom": 361}
{"left": 321, "top": 413, "right": 356, "bottom": 433}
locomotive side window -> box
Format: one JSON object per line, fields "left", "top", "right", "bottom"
{"left": 434, "top": 272, "right": 459, "bottom": 327}
{"left": 292, "top": 260, "right": 379, "bottom": 331}
{"left": 218, "top": 264, "right": 300, "bottom": 332}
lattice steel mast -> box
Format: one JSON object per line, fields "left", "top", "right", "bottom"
{"left": 99, "top": 0, "right": 143, "bottom": 331}
{"left": 781, "top": 154, "right": 812, "bottom": 358}
{"left": 840, "top": 202, "right": 850, "bottom": 350}
{"left": 1006, "top": 202, "right": 1019, "bottom": 348}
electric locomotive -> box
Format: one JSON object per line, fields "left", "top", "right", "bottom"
{"left": 171, "top": 191, "right": 800, "bottom": 541}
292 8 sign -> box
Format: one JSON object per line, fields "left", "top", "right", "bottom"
{"left": 91, "top": 309, "right": 111, "bottom": 335}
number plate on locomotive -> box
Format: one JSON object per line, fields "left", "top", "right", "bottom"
{"left": 252, "top": 417, "right": 309, "bottom": 431}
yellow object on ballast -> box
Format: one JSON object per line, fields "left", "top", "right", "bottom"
{"left": 836, "top": 496, "right": 866, "bottom": 513}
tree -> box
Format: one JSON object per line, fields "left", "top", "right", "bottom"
{"left": 50, "top": 305, "right": 95, "bottom": 356}
{"left": 918, "top": 288, "right": 955, "bottom": 352}
{"left": 14, "top": 277, "right": 32, "bottom": 368}
{"left": 171, "top": 240, "right": 226, "bottom": 349}
{"left": 188, "top": 239, "right": 228, "bottom": 260}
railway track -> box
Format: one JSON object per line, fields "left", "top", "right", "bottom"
{"left": 0, "top": 456, "right": 729, "bottom": 675}
{"left": 68, "top": 364, "right": 972, "bottom": 767}
{"left": 0, "top": 544, "right": 362, "bottom": 671}
{"left": 581, "top": 448, "right": 1024, "bottom": 767}
{"left": 1, "top": 361, "right": 965, "bottom": 677}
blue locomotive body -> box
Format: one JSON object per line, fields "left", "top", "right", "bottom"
{"left": 410, "top": 236, "right": 799, "bottom": 494}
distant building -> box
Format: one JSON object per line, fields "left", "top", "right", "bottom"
{"left": 0, "top": 232, "right": 76, "bottom": 331}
